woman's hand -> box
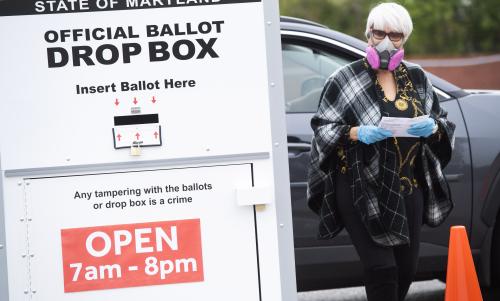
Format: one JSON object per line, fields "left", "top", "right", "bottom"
{"left": 351, "top": 125, "right": 393, "bottom": 144}
{"left": 407, "top": 118, "right": 437, "bottom": 137}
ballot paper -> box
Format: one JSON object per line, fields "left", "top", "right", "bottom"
{"left": 379, "top": 115, "right": 430, "bottom": 137}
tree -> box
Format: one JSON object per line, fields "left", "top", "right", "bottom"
{"left": 279, "top": 0, "right": 499, "bottom": 56}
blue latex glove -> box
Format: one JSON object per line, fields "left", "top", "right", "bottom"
{"left": 407, "top": 118, "right": 436, "bottom": 137}
{"left": 358, "top": 125, "right": 393, "bottom": 144}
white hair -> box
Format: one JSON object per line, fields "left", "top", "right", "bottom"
{"left": 365, "top": 2, "right": 413, "bottom": 43}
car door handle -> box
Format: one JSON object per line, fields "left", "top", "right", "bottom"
{"left": 445, "top": 173, "right": 463, "bottom": 182}
{"left": 288, "top": 142, "right": 311, "bottom": 158}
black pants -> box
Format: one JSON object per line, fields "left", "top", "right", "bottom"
{"left": 335, "top": 172, "right": 424, "bottom": 301}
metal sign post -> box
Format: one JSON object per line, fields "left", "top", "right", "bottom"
{"left": 0, "top": 1, "right": 297, "bottom": 300}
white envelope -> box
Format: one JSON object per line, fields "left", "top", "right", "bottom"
{"left": 378, "top": 115, "right": 429, "bottom": 137}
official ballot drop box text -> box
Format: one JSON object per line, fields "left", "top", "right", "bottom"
{"left": 0, "top": 1, "right": 297, "bottom": 300}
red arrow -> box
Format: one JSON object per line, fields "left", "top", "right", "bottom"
{"left": 114, "top": 98, "right": 120, "bottom": 106}
{"left": 133, "top": 97, "right": 138, "bottom": 105}
{"left": 135, "top": 133, "right": 140, "bottom": 140}
{"left": 117, "top": 134, "right": 122, "bottom": 141}
{"left": 154, "top": 131, "right": 158, "bottom": 139}
{"left": 152, "top": 96, "right": 157, "bottom": 104}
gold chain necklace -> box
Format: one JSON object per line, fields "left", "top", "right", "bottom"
{"left": 376, "top": 67, "right": 423, "bottom": 113}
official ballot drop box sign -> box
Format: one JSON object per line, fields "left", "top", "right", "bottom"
{"left": 0, "top": 1, "right": 297, "bottom": 300}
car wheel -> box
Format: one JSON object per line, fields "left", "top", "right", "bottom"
{"left": 492, "top": 211, "right": 500, "bottom": 287}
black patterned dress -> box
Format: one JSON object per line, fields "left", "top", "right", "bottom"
{"left": 374, "top": 64, "right": 425, "bottom": 195}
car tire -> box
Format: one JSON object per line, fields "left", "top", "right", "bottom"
{"left": 492, "top": 211, "right": 500, "bottom": 287}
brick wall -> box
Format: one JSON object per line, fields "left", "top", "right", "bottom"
{"left": 410, "top": 55, "right": 500, "bottom": 90}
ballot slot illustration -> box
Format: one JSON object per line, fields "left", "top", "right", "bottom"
{"left": 112, "top": 114, "right": 162, "bottom": 149}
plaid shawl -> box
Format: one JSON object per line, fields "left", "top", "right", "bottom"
{"left": 307, "top": 59, "right": 456, "bottom": 247}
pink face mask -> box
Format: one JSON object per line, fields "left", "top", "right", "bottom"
{"left": 366, "top": 46, "right": 404, "bottom": 71}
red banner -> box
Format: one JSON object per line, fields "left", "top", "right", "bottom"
{"left": 61, "top": 219, "right": 204, "bottom": 292}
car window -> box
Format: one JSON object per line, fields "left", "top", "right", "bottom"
{"left": 282, "top": 42, "right": 352, "bottom": 113}
{"left": 281, "top": 41, "right": 452, "bottom": 112}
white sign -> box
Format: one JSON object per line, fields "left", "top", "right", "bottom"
{"left": 25, "top": 164, "right": 260, "bottom": 300}
{"left": 0, "top": 1, "right": 272, "bottom": 170}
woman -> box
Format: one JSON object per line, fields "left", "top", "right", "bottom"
{"left": 307, "top": 3, "right": 455, "bottom": 301}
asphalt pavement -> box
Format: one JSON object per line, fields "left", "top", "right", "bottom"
{"left": 298, "top": 280, "right": 500, "bottom": 301}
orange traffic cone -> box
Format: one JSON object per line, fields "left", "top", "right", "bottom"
{"left": 444, "top": 226, "right": 483, "bottom": 301}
